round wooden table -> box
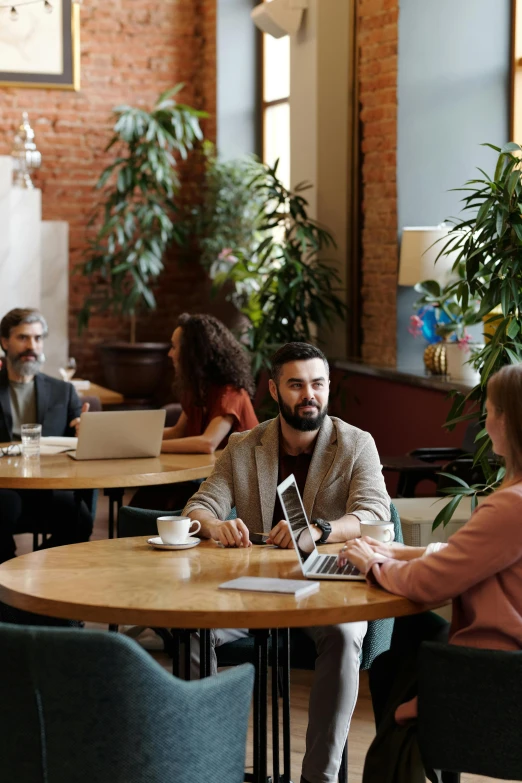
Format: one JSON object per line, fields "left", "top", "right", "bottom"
{"left": 0, "top": 451, "right": 218, "bottom": 490}
{"left": 0, "top": 450, "right": 218, "bottom": 538}
{"left": 0, "top": 538, "right": 439, "bottom": 783}
{"left": 0, "top": 537, "right": 436, "bottom": 627}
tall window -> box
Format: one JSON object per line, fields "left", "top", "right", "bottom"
{"left": 262, "top": 15, "right": 290, "bottom": 188}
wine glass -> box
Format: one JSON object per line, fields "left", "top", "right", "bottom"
{"left": 59, "top": 357, "right": 77, "bottom": 382}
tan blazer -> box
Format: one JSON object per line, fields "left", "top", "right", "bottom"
{"left": 184, "top": 415, "right": 390, "bottom": 539}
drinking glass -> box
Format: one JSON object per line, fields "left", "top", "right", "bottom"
{"left": 59, "top": 357, "right": 77, "bottom": 382}
{"left": 21, "top": 423, "right": 42, "bottom": 458}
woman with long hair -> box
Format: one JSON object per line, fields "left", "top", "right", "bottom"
{"left": 131, "top": 313, "right": 258, "bottom": 508}
{"left": 161, "top": 312, "right": 258, "bottom": 452}
{"left": 338, "top": 364, "right": 522, "bottom": 783}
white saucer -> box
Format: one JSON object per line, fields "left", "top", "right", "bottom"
{"left": 147, "top": 536, "right": 201, "bottom": 551}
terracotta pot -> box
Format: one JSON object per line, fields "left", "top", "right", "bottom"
{"left": 99, "top": 342, "right": 170, "bottom": 399}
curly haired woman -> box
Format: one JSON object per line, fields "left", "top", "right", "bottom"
{"left": 131, "top": 313, "right": 258, "bottom": 509}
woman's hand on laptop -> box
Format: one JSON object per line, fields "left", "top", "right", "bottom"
{"left": 209, "top": 518, "right": 252, "bottom": 548}
{"left": 337, "top": 537, "right": 385, "bottom": 574}
{"left": 68, "top": 402, "right": 90, "bottom": 437}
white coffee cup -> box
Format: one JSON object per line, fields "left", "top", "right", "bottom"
{"left": 157, "top": 516, "right": 201, "bottom": 545}
{"left": 359, "top": 521, "right": 395, "bottom": 543}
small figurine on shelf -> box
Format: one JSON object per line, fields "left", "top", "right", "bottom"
{"left": 11, "top": 112, "right": 41, "bottom": 189}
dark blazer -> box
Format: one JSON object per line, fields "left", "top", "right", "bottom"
{"left": 0, "top": 367, "right": 82, "bottom": 442}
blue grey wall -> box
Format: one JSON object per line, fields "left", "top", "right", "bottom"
{"left": 217, "top": 0, "right": 259, "bottom": 159}
{"left": 396, "top": 0, "right": 511, "bottom": 369}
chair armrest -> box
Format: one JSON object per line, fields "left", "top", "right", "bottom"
{"left": 409, "top": 447, "right": 465, "bottom": 463}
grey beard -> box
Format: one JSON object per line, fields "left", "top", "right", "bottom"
{"left": 11, "top": 353, "right": 45, "bottom": 377}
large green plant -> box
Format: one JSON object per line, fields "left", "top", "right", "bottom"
{"left": 431, "top": 142, "right": 522, "bottom": 527}
{"left": 211, "top": 161, "right": 346, "bottom": 374}
{"left": 78, "top": 85, "right": 206, "bottom": 342}
{"left": 192, "top": 144, "right": 266, "bottom": 303}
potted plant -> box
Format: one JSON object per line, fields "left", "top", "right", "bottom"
{"left": 77, "top": 85, "right": 207, "bottom": 398}
{"left": 428, "top": 142, "right": 522, "bottom": 527}
{"left": 207, "top": 161, "right": 346, "bottom": 375}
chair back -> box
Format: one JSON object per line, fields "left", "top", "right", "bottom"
{"left": 117, "top": 506, "right": 183, "bottom": 538}
{"left": 418, "top": 641, "right": 522, "bottom": 779}
{"left": 0, "top": 624, "right": 254, "bottom": 783}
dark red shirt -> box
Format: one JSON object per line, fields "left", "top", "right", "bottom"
{"left": 271, "top": 442, "right": 314, "bottom": 528}
{"left": 183, "top": 384, "right": 259, "bottom": 449}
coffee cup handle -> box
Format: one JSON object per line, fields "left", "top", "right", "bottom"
{"left": 189, "top": 520, "right": 201, "bottom": 536}
{"left": 384, "top": 529, "right": 395, "bottom": 543}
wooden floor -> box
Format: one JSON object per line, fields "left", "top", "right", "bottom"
{"left": 14, "top": 491, "right": 507, "bottom": 783}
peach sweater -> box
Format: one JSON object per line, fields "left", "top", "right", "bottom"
{"left": 368, "top": 484, "right": 522, "bottom": 720}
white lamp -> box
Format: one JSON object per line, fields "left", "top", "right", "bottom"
{"left": 251, "top": 0, "right": 308, "bottom": 39}
{"left": 398, "top": 225, "right": 459, "bottom": 287}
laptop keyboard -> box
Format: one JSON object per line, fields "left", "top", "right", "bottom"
{"left": 313, "top": 554, "right": 360, "bottom": 577}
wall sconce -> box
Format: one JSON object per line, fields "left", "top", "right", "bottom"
{"left": 251, "top": 0, "right": 308, "bottom": 39}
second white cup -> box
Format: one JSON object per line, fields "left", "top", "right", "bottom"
{"left": 157, "top": 516, "right": 201, "bottom": 545}
{"left": 359, "top": 521, "right": 395, "bottom": 543}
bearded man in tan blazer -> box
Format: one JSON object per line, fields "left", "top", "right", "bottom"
{"left": 184, "top": 342, "right": 390, "bottom": 783}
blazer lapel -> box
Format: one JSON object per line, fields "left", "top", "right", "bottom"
{"left": 0, "top": 368, "right": 13, "bottom": 441}
{"left": 35, "top": 373, "right": 50, "bottom": 429}
{"left": 302, "top": 416, "right": 337, "bottom": 520}
{"left": 254, "top": 417, "right": 280, "bottom": 534}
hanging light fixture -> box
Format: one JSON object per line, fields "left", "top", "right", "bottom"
{"left": 9, "top": 5, "right": 18, "bottom": 20}
{"left": 43, "top": 0, "right": 52, "bottom": 12}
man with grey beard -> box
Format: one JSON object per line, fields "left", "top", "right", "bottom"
{"left": 0, "top": 308, "right": 93, "bottom": 563}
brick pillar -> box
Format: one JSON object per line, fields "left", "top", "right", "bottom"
{"left": 357, "top": 0, "right": 399, "bottom": 366}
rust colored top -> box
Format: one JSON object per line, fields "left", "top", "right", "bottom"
{"left": 184, "top": 385, "right": 259, "bottom": 449}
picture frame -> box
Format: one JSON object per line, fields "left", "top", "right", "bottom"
{"left": 0, "top": 0, "right": 80, "bottom": 91}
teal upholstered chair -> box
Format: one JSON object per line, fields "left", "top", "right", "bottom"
{"left": 0, "top": 624, "right": 254, "bottom": 783}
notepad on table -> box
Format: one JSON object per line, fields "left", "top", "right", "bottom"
{"left": 219, "top": 576, "right": 320, "bottom": 598}
{"left": 40, "top": 436, "right": 78, "bottom": 454}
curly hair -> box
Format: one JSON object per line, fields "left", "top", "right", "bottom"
{"left": 175, "top": 313, "right": 255, "bottom": 406}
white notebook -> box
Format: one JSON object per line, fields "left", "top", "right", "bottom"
{"left": 219, "top": 576, "right": 320, "bottom": 598}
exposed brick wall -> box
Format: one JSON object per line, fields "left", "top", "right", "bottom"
{"left": 0, "top": 0, "right": 218, "bottom": 382}
{"left": 357, "top": 0, "right": 399, "bottom": 367}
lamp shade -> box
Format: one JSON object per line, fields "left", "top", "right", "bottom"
{"left": 398, "top": 225, "right": 458, "bottom": 287}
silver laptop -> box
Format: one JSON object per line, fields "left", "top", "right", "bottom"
{"left": 277, "top": 473, "right": 365, "bottom": 581}
{"left": 68, "top": 409, "right": 166, "bottom": 460}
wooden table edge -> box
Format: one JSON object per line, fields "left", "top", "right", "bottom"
{"left": 0, "top": 464, "right": 213, "bottom": 490}
{"left": 0, "top": 581, "right": 441, "bottom": 629}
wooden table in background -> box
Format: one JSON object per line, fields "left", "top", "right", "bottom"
{"left": 76, "top": 381, "right": 124, "bottom": 407}
{"left": 0, "top": 452, "right": 218, "bottom": 537}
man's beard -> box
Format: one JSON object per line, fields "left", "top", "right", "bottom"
{"left": 10, "top": 351, "right": 45, "bottom": 377}
{"left": 276, "top": 390, "right": 328, "bottom": 432}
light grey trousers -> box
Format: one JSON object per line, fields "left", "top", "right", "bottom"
{"left": 191, "top": 621, "right": 367, "bottom": 783}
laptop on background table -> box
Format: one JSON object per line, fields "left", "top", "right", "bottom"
{"left": 68, "top": 409, "right": 166, "bottom": 460}
{"left": 277, "top": 473, "right": 365, "bottom": 581}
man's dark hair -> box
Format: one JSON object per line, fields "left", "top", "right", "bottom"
{"left": 176, "top": 312, "right": 255, "bottom": 406}
{"left": 0, "top": 308, "right": 48, "bottom": 340}
{"left": 270, "top": 342, "right": 329, "bottom": 383}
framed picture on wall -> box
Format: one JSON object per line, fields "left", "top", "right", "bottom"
{"left": 0, "top": 0, "right": 80, "bottom": 90}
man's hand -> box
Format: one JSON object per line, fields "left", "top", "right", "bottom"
{"left": 265, "top": 519, "right": 321, "bottom": 549}
{"left": 208, "top": 517, "right": 252, "bottom": 548}
{"left": 69, "top": 402, "right": 90, "bottom": 437}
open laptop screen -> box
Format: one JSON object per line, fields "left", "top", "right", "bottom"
{"left": 278, "top": 475, "right": 317, "bottom": 564}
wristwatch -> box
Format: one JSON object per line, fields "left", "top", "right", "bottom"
{"left": 312, "top": 518, "right": 331, "bottom": 544}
